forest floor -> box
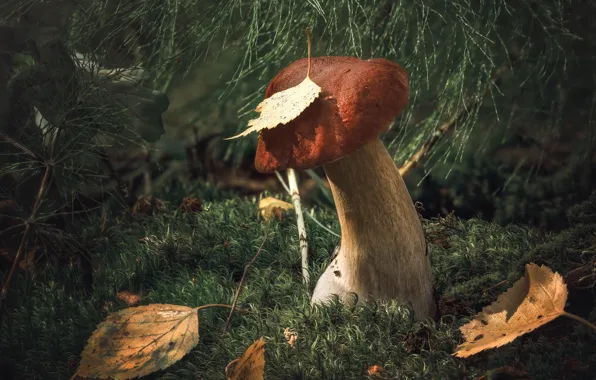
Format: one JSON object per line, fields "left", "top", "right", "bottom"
{"left": 0, "top": 181, "right": 595, "bottom": 380}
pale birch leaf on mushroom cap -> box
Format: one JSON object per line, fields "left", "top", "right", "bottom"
{"left": 225, "top": 76, "right": 321, "bottom": 140}
{"left": 226, "top": 28, "right": 321, "bottom": 141}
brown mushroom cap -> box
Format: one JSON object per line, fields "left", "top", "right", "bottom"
{"left": 254, "top": 56, "right": 409, "bottom": 173}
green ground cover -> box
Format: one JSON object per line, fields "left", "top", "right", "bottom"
{"left": 1, "top": 183, "right": 594, "bottom": 379}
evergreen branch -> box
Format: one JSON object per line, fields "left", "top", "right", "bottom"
{"left": 399, "top": 55, "right": 520, "bottom": 177}
{"left": 0, "top": 130, "right": 58, "bottom": 322}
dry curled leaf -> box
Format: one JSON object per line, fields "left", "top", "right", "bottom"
{"left": 226, "top": 338, "right": 266, "bottom": 380}
{"left": 453, "top": 263, "right": 567, "bottom": 358}
{"left": 258, "top": 197, "right": 294, "bottom": 221}
{"left": 367, "top": 364, "right": 384, "bottom": 376}
{"left": 283, "top": 327, "right": 298, "bottom": 348}
{"left": 225, "top": 76, "right": 321, "bottom": 140}
{"left": 74, "top": 304, "right": 199, "bottom": 380}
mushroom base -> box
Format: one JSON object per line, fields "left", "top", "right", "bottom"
{"left": 311, "top": 138, "right": 436, "bottom": 319}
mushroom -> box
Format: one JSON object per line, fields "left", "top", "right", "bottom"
{"left": 254, "top": 56, "right": 436, "bottom": 319}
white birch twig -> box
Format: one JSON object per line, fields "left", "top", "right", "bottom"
{"left": 286, "top": 168, "right": 309, "bottom": 286}
{"left": 274, "top": 171, "right": 340, "bottom": 238}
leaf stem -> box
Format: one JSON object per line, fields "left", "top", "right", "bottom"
{"left": 562, "top": 311, "right": 596, "bottom": 333}
{"left": 222, "top": 231, "right": 268, "bottom": 334}
{"left": 195, "top": 304, "right": 247, "bottom": 313}
{"left": 306, "top": 27, "right": 312, "bottom": 78}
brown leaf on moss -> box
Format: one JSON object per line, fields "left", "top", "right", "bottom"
{"left": 225, "top": 338, "right": 266, "bottom": 380}
{"left": 179, "top": 197, "right": 203, "bottom": 213}
{"left": 453, "top": 263, "right": 567, "bottom": 358}
{"left": 74, "top": 304, "right": 199, "bottom": 379}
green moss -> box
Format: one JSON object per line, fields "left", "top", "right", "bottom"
{"left": 1, "top": 186, "right": 595, "bottom": 379}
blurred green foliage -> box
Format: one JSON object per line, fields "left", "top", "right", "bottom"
{"left": 2, "top": 0, "right": 594, "bottom": 228}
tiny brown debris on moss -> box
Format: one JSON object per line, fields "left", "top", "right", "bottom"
{"left": 131, "top": 196, "right": 166, "bottom": 216}
{"left": 0, "top": 246, "right": 42, "bottom": 272}
{"left": 283, "top": 327, "right": 298, "bottom": 348}
{"left": 116, "top": 290, "right": 142, "bottom": 307}
{"left": 423, "top": 212, "right": 460, "bottom": 249}
{"left": 179, "top": 197, "right": 203, "bottom": 213}
{"left": 367, "top": 364, "right": 384, "bottom": 377}
{"left": 18, "top": 247, "right": 41, "bottom": 272}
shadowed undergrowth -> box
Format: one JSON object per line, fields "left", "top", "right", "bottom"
{"left": 0, "top": 183, "right": 595, "bottom": 379}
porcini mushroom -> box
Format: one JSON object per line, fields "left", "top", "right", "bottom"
{"left": 253, "top": 56, "right": 435, "bottom": 319}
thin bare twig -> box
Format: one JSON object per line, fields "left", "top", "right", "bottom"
{"left": 142, "top": 144, "right": 153, "bottom": 196}
{"left": 0, "top": 131, "right": 58, "bottom": 321}
{"left": 481, "top": 279, "right": 508, "bottom": 295}
{"left": 0, "top": 131, "right": 38, "bottom": 158}
{"left": 399, "top": 61, "right": 518, "bottom": 176}
{"left": 222, "top": 231, "right": 268, "bottom": 334}
{"left": 195, "top": 303, "right": 248, "bottom": 313}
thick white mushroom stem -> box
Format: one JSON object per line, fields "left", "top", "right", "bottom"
{"left": 312, "top": 138, "right": 436, "bottom": 319}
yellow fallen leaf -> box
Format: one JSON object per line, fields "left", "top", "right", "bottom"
{"left": 225, "top": 28, "right": 321, "bottom": 140}
{"left": 226, "top": 338, "right": 266, "bottom": 380}
{"left": 453, "top": 263, "right": 567, "bottom": 358}
{"left": 74, "top": 304, "right": 199, "bottom": 380}
{"left": 259, "top": 197, "right": 294, "bottom": 221}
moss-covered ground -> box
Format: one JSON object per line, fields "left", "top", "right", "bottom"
{"left": 1, "top": 183, "right": 595, "bottom": 379}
